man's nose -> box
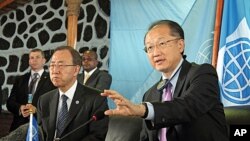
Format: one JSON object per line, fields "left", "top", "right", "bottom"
{"left": 152, "top": 45, "right": 161, "bottom": 56}
{"left": 51, "top": 66, "right": 60, "bottom": 73}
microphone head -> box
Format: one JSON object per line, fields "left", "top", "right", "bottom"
{"left": 92, "top": 111, "right": 105, "bottom": 121}
{"left": 157, "top": 79, "right": 167, "bottom": 91}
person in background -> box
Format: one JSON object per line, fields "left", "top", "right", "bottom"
{"left": 37, "top": 46, "right": 109, "bottom": 141}
{"left": 7, "top": 49, "right": 56, "bottom": 132}
{"left": 101, "top": 20, "right": 229, "bottom": 141}
{"left": 77, "top": 50, "right": 112, "bottom": 91}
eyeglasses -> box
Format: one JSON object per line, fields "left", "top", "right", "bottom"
{"left": 144, "top": 38, "right": 181, "bottom": 53}
{"left": 49, "top": 64, "right": 76, "bottom": 69}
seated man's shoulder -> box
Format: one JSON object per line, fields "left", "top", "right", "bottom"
{"left": 39, "top": 89, "right": 57, "bottom": 100}
{"left": 99, "top": 69, "right": 109, "bottom": 73}
{"left": 191, "top": 61, "right": 214, "bottom": 68}
{"left": 190, "top": 62, "right": 217, "bottom": 75}
{"left": 99, "top": 69, "right": 112, "bottom": 77}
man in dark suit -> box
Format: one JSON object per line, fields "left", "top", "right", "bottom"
{"left": 37, "top": 46, "right": 109, "bottom": 141}
{"left": 7, "top": 49, "right": 56, "bottom": 131}
{"left": 77, "top": 50, "right": 112, "bottom": 91}
{"left": 101, "top": 20, "right": 229, "bottom": 141}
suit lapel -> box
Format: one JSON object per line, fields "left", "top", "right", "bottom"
{"left": 48, "top": 90, "right": 59, "bottom": 137}
{"left": 32, "top": 72, "right": 48, "bottom": 104}
{"left": 35, "top": 71, "right": 49, "bottom": 93}
{"left": 78, "top": 73, "right": 84, "bottom": 84}
{"left": 24, "top": 73, "right": 31, "bottom": 95}
{"left": 21, "top": 73, "right": 31, "bottom": 104}
{"left": 152, "top": 85, "right": 162, "bottom": 102}
{"left": 144, "top": 82, "right": 162, "bottom": 102}
{"left": 173, "top": 60, "right": 191, "bottom": 98}
{"left": 85, "top": 69, "right": 99, "bottom": 85}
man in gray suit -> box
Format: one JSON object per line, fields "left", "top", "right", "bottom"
{"left": 77, "top": 50, "right": 112, "bottom": 91}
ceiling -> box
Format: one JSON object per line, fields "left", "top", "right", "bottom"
{"left": 0, "top": 0, "right": 32, "bottom": 15}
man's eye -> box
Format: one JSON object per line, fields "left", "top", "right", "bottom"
{"left": 147, "top": 46, "right": 153, "bottom": 51}
{"left": 159, "top": 42, "right": 166, "bottom": 47}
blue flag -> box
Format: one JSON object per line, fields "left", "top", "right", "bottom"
{"left": 26, "top": 117, "right": 39, "bottom": 141}
{"left": 217, "top": 0, "right": 250, "bottom": 107}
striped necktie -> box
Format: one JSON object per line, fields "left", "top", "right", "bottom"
{"left": 29, "top": 73, "right": 39, "bottom": 94}
{"left": 56, "top": 95, "right": 69, "bottom": 137}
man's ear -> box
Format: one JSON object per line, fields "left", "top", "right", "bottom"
{"left": 74, "top": 65, "right": 81, "bottom": 76}
{"left": 42, "top": 57, "right": 46, "bottom": 64}
{"left": 178, "top": 39, "right": 185, "bottom": 54}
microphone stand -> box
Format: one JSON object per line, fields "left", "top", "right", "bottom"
{"left": 54, "top": 118, "right": 94, "bottom": 141}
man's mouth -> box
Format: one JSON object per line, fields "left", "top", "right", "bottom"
{"left": 155, "top": 59, "right": 164, "bottom": 65}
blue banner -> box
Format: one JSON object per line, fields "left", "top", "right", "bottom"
{"left": 217, "top": 0, "right": 250, "bottom": 106}
{"left": 182, "top": 0, "right": 216, "bottom": 64}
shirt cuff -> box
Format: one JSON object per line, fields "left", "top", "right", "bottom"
{"left": 144, "top": 102, "right": 154, "bottom": 120}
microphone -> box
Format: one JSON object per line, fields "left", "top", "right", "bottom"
{"left": 157, "top": 64, "right": 182, "bottom": 91}
{"left": 92, "top": 111, "right": 105, "bottom": 121}
{"left": 54, "top": 111, "right": 105, "bottom": 141}
{"left": 157, "top": 79, "right": 168, "bottom": 91}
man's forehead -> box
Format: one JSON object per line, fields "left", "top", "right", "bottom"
{"left": 51, "top": 53, "right": 72, "bottom": 62}
{"left": 83, "top": 54, "right": 92, "bottom": 57}
{"left": 50, "top": 59, "right": 71, "bottom": 64}
{"left": 83, "top": 53, "right": 96, "bottom": 58}
{"left": 29, "top": 52, "right": 42, "bottom": 56}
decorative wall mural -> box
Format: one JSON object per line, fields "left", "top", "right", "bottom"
{"left": 0, "top": 0, "right": 110, "bottom": 109}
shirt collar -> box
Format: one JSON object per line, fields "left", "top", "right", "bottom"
{"left": 58, "top": 80, "right": 77, "bottom": 101}
{"left": 161, "top": 58, "right": 183, "bottom": 93}
{"left": 84, "top": 67, "right": 97, "bottom": 76}
{"left": 31, "top": 69, "right": 44, "bottom": 78}
{"left": 162, "top": 58, "right": 183, "bottom": 80}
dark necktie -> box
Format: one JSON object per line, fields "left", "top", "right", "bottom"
{"left": 56, "top": 95, "right": 69, "bottom": 137}
{"left": 159, "top": 82, "right": 173, "bottom": 141}
{"left": 29, "top": 73, "right": 39, "bottom": 94}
